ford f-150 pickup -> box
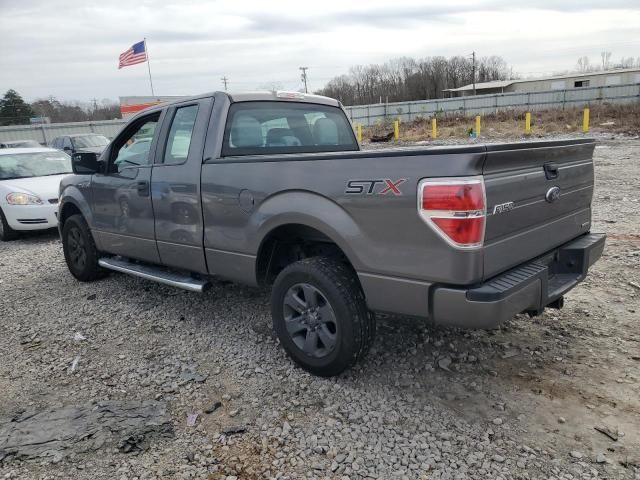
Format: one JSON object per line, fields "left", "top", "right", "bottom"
{"left": 58, "top": 91, "right": 605, "bottom": 376}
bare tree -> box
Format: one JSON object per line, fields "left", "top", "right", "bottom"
{"left": 316, "top": 54, "right": 512, "bottom": 105}
{"left": 601, "top": 51, "right": 612, "bottom": 70}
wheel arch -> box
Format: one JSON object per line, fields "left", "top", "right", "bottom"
{"left": 251, "top": 191, "right": 364, "bottom": 286}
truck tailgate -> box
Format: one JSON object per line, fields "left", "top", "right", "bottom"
{"left": 482, "top": 139, "right": 595, "bottom": 279}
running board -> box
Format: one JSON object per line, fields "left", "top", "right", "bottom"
{"left": 98, "top": 257, "right": 209, "bottom": 293}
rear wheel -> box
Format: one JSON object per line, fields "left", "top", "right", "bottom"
{"left": 0, "top": 208, "right": 18, "bottom": 241}
{"left": 271, "top": 257, "right": 376, "bottom": 377}
{"left": 62, "top": 214, "right": 104, "bottom": 281}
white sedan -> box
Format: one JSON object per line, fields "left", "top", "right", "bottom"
{"left": 0, "top": 148, "right": 72, "bottom": 241}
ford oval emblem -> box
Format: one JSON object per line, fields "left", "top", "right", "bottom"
{"left": 545, "top": 186, "right": 561, "bottom": 203}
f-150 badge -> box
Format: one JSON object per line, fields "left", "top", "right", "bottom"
{"left": 492, "top": 201, "right": 515, "bottom": 214}
{"left": 345, "top": 179, "right": 407, "bottom": 196}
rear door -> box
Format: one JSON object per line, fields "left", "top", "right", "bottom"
{"left": 482, "top": 139, "right": 595, "bottom": 278}
{"left": 151, "top": 97, "right": 213, "bottom": 274}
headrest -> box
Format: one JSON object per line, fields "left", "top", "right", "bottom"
{"left": 230, "top": 115, "right": 263, "bottom": 148}
{"left": 313, "top": 118, "right": 339, "bottom": 145}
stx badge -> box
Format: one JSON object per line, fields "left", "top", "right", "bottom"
{"left": 345, "top": 179, "right": 407, "bottom": 196}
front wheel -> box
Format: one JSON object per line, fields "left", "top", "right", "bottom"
{"left": 271, "top": 257, "right": 376, "bottom": 377}
{"left": 62, "top": 214, "right": 104, "bottom": 281}
{"left": 0, "top": 208, "right": 18, "bottom": 241}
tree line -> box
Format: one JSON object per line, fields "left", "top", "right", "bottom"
{"left": 315, "top": 55, "right": 511, "bottom": 105}
{"left": 0, "top": 89, "right": 121, "bottom": 126}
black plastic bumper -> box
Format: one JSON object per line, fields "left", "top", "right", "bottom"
{"left": 432, "top": 233, "right": 606, "bottom": 329}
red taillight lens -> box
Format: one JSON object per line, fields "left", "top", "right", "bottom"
{"left": 431, "top": 217, "right": 485, "bottom": 245}
{"left": 418, "top": 178, "right": 486, "bottom": 248}
{"left": 422, "top": 183, "right": 485, "bottom": 211}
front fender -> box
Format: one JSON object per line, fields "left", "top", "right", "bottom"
{"left": 58, "top": 177, "right": 93, "bottom": 230}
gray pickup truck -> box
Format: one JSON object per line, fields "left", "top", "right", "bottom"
{"left": 59, "top": 91, "right": 605, "bottom": 376}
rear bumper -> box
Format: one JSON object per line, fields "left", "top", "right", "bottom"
{"left": 431, "top": 233, "right": 606, "bottom": 329}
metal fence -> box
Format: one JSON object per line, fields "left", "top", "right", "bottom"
{"left": 1, "top": 82, "right": 639, "bottom": 143}
{"left": 0, "top": 119, "right": 127, "bottom": 144}
{"left": 344, "top": 82, "right": 640, "bottom": 126}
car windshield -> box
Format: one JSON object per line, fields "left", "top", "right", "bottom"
{"left": 0, "top": 151, "right": 72, "bottom": 180}
{"left": 72, "top": 135, "right": 109, "bottom": 148}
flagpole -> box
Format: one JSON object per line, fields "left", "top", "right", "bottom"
{"left": 144, "top": 37, "right": 155, "bottom": 96}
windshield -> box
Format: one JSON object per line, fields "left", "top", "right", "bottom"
{"left": 72, "top": 135, "right": 109, "bottom": 148}
{"left": 0, "top": 151, "right": 72, "bottom": 180}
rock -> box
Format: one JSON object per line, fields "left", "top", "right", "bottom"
{"left": 438, "top": 357, "right": 452, "bottom": 372}
{"left": 493, "top": 418, "right": 503, "bottom": 425}
{"left": 558, "top": 417, "right": 566, "bottom": 424}
{"left": 570, "top": 451, "right": 583, "bottom": 459}
{"left": 222, "top": 425, "right": 246, "bottom": 436}
{"left": 492, "top": 455, "right": 505, "bottom": 463}
{"left": 282, "top": 421, "right": 292, "bottom": 436}
{"left": 204, "top": 401, "right": 222, "bottom": 414}
{"left": 595, "top": 453, "right": 606, "bottom": 464}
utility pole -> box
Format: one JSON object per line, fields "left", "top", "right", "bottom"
{"left": 221, "top": 76, "right": 229, "bottom": 91}
{"left": 299, "top": 67, "right": 309, "bottom": 93}
{"left": 471, "top": 51, "right": 476, "bottom": 96}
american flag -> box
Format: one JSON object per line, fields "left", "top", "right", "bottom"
{"left": 119, "top": 41, "right": 147, "bottom": 69}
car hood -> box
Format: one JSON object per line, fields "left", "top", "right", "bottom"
{"left": 76, "top": 146, "right": 106, "bottom": 154}
{"left": 0, "top": 174, "right": 71, "bottom": 202}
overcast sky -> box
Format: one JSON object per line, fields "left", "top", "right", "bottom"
{"left": 1, "top": 0, "right": 639, "bottom": 102}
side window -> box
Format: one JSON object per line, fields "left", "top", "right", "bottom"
{"left": 163, "top": 104, "right": 198, "bottom": 164}
{"left": 111, "top": 114, "right": 160, "bottom": 172}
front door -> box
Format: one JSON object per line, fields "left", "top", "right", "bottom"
{"left": 91, "top": 111, "right": 164, "bottom": 263}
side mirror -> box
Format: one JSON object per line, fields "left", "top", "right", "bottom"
{"left": 72, "top": 152, "right": 101, "bottom": 174}
{"left": 63, "top": 146, "right": 72, "bottom": 152}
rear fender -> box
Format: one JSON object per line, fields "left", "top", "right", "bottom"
{"left": 252, "top": 190, "right": 364, "bottom": 270}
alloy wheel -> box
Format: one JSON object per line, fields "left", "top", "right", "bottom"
{"left": 282, "top": 283, "right": 338, "bottom": 358}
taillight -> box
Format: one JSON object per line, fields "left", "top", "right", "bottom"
{"left": 418, "top": 177, "right": 486, "bottom": 248}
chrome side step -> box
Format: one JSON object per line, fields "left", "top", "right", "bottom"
{"left": 98, "top": 257, "right": 209, "bottom": 293}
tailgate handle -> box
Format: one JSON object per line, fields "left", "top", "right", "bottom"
{"left": 544, "top": 162, "right": 559, "bottom": 180}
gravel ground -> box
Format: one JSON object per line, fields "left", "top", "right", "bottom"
{"left": 0, "top": 137, "right": 638, "bottom": 480}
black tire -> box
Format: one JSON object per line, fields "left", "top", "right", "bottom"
{"left": 0, "top": 208, "right": 19, "bottom": 241}
{"left": 62, "top": 214, "right": 104, "bottom": 282}
{"left": 271, "top": 257, "right": 376, "bottom": 377}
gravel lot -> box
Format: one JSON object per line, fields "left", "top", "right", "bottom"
{"left": 0, "top": 137, "right": 638, "bottom": 480}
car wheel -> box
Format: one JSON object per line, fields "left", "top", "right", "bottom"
{"left": 0, "top": 208, "right": 18, "bottom": 241}
{"left": 271, "top": 257, "right": 376, "bottom": 377}
{"left": 62, "top": 214, "right": 104, "bottom": 281}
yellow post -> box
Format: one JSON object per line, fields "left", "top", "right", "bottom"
{"left": 475, "top": 115, "right": 481, "bottom": 137}
{"left": 394, "top": 120, "right": 399, "bottom": 140}
{"left": 583, "top": 107, "right": 590, "bottom": 133}
{"left": 525, "top": 112, "right": 531, "bottom": 135}
{"left": 357, "top": 124, "right": 362, "bottom": 143}
{"left": 431, "top": 118, "right": 437, "bottom": 139}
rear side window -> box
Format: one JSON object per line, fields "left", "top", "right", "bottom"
{"left": 163, "top": 104, "right": 198, "bottom": 164}
{"left": 222, "top": 101, "right": 357, "bottom": 156}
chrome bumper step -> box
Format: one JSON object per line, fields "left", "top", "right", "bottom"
{"left": 98, "top": 257, "right": 209, "bottom": 293}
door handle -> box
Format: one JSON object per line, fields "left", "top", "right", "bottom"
{"left": 137, "top": 181, "right": 150, "bottom": 196}
{"left": 544, "top": 162, "right": 559, "bottom": 180}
